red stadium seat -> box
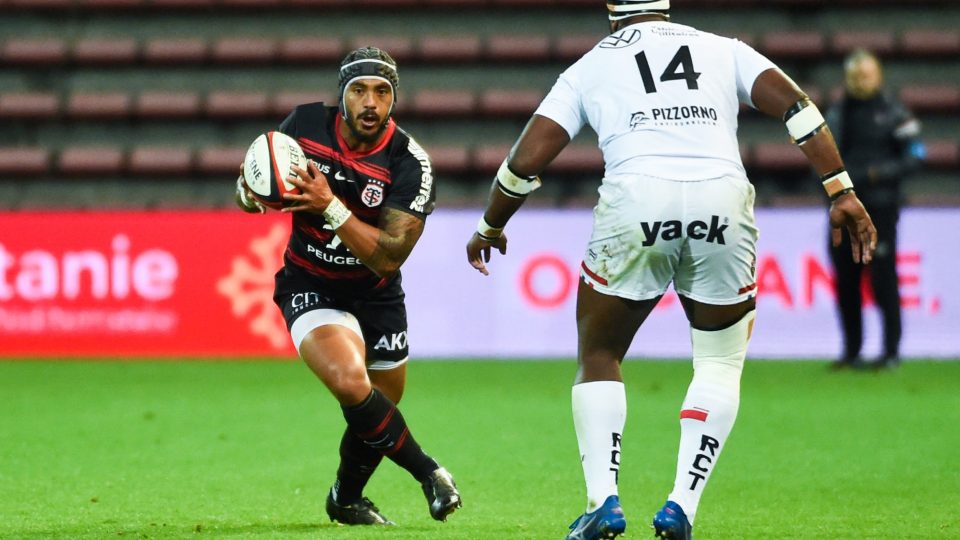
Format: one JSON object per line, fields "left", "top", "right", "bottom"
{"left": 759, "top": 31, "right": 826, "bottom": 59}
{"left": 486, "top": 35, "right": 551, "bottom": 62}
{"left": 211, "top": 37, "right": 277, "bottom": 64}
{"left": 72, "top": 37, "right": 138, "bottom": 65}
{"left": 135, "top": 91, "right": 202, "bottom": 119}
{"left": 478, "top": 89, "right": 543, "bottom": 118}
{"left": 346, "top": 35, "right": 414, "bottom": 62}
{"left": 205, "top": 91, "right": 270, "bottom": 119}
{"left": 898, "top": 85, "right": 960, "bottom": 113}
{"left": 1, "top": 37, "right": 67, "bottom": 65}
{"left": 279, "top": 37, "right": 343, "bottom": 63}
{"left": 922, "top": 140, "right": 959, "bottom": 169}
{"left": 418, "top": 35, "right": 482, "bottom": 63}
{"left": 548, "top": 145, "right": 604, "bottom": 174}
{"left": 149, "top": 0, "right": 216, "bottom": 7}
{"left": 142, "top": 38, "right": 208, "bottom": 64}
{"left": 472, "top": 144, "right": 512, "bottom": 172}
{"left": 899, "top": 30, "right": 960, "bottom": 57}
{"left": 271, "top": 91, "right": 334, "bottom": 117}
{"left": 425, "top": 145, "right": 470, "bottom": 175}
{"left": 65, "top": 92, "right": 132, "bottom": 119}
{"left": 554, "top": 34, "right": 600, "bottom": 62}
{"left": 78, "top": 0, "right": 143, "bottom": 8}
{"left": 0, "top": 147, "right": 50, "bottom": 175}
{"left": 0, "top": 92, "right": 59, "bottom": 119}
{"left": 7, "top": 0, "right": 72, "bottom": 8}
{"left": 831, "top": 31, "right": 895, "bottom": 55}
{"left": 127, "top": 147, "right": 192, "bottom": 176}
{"left": 59, "top": 147, "right": 125, "bottom": 176}
{"left": 750, "top": 143, "right": 808, "bottom": 170}
{"left": 196, "top": 146, "right": 246, "bottom": 175}
{"left": 411, "top": 89, "right": 476, "bottom": 117}
{"left": 220, "top": 0, "right": 284, "bottom": 6}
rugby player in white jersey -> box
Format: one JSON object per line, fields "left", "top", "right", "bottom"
{"left": 465, "top": 1, "right": 877, "bottom": 539}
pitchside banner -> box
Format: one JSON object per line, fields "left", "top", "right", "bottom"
{"left": 0, "top": 209, "right": 956, "bottom": 358}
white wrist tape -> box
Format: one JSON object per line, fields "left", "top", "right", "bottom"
{"left": 496, "top": 160, "right": 542, "bottom": 198}
{"left": 476, "top": 216, "right": 504, "bottom": 239}
{"left": 323, "top": 197, "right": 352, "bottom": 229}
{"left": 821, "top": 169, "right": 854, "bottom": 198}
{"left": 236, "top": 175, "right": 265, "bottom": 213}
{"left": 784, "top": 100, "right": 826, "bottom": 144}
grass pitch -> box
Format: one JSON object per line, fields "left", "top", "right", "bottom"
{"left": 1, "top": 359, "right": 958, "bottom": 539}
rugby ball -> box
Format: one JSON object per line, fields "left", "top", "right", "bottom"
{"left": 242, "top": 131, "right": 307, "bottom": 210}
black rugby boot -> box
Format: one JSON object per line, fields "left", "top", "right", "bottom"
{"left": 325, "top": 489, "right": 394, "bottom": 526}
{"left": 420, "top": 467, "right": 462, "bottom": 521}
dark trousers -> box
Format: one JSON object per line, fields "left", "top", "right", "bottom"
{"left": 828, "top": 205, "right": 902, "bottom": 359}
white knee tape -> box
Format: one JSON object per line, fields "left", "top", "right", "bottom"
{"left": 690, "top": 310, "right": 756, "bottom": 383}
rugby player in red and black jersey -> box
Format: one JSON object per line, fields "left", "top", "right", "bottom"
{"left": 235, "top": 47, "right": 460, "bottom": 526}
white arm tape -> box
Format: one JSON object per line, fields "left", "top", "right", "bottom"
{"left": 476, "top": 216, "right": 504, "bottom": 239}
{"left": 236, "top": 175, "right": 265, "bottom": 213}
{"left": 821, "top": 170, "right": 854, "bottom": 197}
{"left": 785, "top": 103, "right": 826, "bottom": 142}
{"left": 496, "top": 160, "right": 542, "bottom": 197}
{"left": 323, "top": 197, "right": 352, "bottom": 229}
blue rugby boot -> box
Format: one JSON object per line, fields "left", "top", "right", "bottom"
{"left": 652, "top": 500, "right": 692, "bottom": 539}
{"left": 565, "top": 495, "right": 626, "bottom": 539}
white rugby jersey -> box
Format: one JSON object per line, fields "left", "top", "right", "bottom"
{"left": 536, "top": 21, "right": 777, "bottom": 181}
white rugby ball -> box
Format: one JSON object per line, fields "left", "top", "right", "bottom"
{"left": 242, "top": 131, "right": 307, "bottom": 210}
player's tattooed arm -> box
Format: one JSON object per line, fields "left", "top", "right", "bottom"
{"left": 330, "top": 206, "right": 425, "bottom": 279}
{"left": 365, "top": 207, "right": 425, "bottom": 278}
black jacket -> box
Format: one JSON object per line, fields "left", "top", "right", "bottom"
{"left": 826, "top": 91, "right": 924, "bottom": 209}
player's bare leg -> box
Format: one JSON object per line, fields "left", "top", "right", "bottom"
{"left": 300, "top": 326, "right": 460, "bottom": 524}
{"left": 567, "top": 279, "right": 660, "bottom": 539}
{"left": 653, "top": 297, "right": 755, "bottom": 539}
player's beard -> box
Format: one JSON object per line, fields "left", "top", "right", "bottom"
{"left": 346, "top": 109, "right": 389, "bottom": 145}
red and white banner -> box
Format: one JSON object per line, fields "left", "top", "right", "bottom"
{"left": 0, "top": 209, "right": 957, "bottom": 359}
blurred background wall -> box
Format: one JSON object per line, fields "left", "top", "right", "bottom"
{"left": 0, "top": 0, "right": 957, "bottom": 210}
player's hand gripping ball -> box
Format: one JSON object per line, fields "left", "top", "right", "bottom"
{"left": 242, "top": 131, "right": 307, "bottom": 210}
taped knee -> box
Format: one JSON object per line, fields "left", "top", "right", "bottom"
{"left": 691, "top": 310, "right": 756, "bottom": 384}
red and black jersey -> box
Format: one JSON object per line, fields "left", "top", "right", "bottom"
{"left": 276, "top": 103, "right": 436, "bottom": 297}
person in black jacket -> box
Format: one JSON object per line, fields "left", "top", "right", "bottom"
{"left": 826, "top": 48, "right": 925, "bottom": 369}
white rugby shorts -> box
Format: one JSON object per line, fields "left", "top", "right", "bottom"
{"left": 579, "top": 174, "right": 759, "bottom": 305}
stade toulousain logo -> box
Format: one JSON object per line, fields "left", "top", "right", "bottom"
{"left": 361, "top": 183, "right": 384, "bottom": 207}
{"left": 216, "top": 223, "right": 290, "bottom": 350}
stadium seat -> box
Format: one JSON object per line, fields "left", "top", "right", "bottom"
{"left": 554, "top": 34, "right": 600, "bottom": 62}
{"left": 1, "top": 37, "right": 67, "bottom": 65}
{"left": 0, "top": 92, "right": 59, "bottom": 119}
{"left": 149, "top": 0, "right": 216, "bottom": 7}
{"left": 898, "top": 85, "right": 960, "bottom": 113}
{"left": 142, "top": 37, "right": 208, "bottom": 64}
{"left": 548, "top": 145, "right": 604, "bottom": 174}
{"left": 831, "top": 30, "right": 896, "bottom": 55}
{"left": 899, "top": 30, "right": 960, "bottom": 57}
{"left": 750, "top": 143, "right": 809, "bottom": 170}
{"left": 346, "top": 35, "right": 414, "bottom": 62}
{"left": 272, "top": 91, "right": 334, "bottom": 117}
{"left": 65, "top": 92, "right": 131, "bottom": 119}
{"left": 135, "top": 91, "right": 202, "bottom": 119}
{"left": 486, "top": 35, "right": 551, "bottom": 62}
{"left": 411, "top": 89, "right": 476, "bottom": 117}
{"left": 79, "top": 0, "right": 143, "bottom": 9}
{"left": 427, "top": 145, "right": 471, "bottom": 175}
{"left": 0, "top": 147, "right": 50, "bottom": 175}
{"left": 196, "top": 146, "right": 246, "bottom": 175}
{"left": 58, "top": 147, "right": 125, "bottom": 175}
{"left": 759, "top": 31, "right": 826, "bottom": 59}
{"left": 205, "top": 91, "right": 270, "bottom": 119}
{"left": 6, "top": 0, "right": 73, "bottom": 8}
{"left": 922, "top": 140, "right": 959, "bottom": 169}
{"left": 279, "top": 37, "right": 343, "bottom": 63}
{"left": 127, "top": 147, "right": 192, "bottom": 176}
{"left": 472, "top": 144, "right": 512, "bottom": 172}
{"left": 419, "top": 35, "right": 483, "bottom": 63}
{"left": 72, "top": 37, "right": 138, "bottom": 65}
{"left": 478, "top": 89, "right": 543, "bottom": 118}
{"left": 211, "top": 37, "right": 277, "bottom": 64}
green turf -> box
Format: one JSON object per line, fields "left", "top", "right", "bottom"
{"left": 1, "top": 359, "right": 958, "bottom": 539}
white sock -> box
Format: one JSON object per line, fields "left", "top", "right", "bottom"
{"left": 667, "top": 310, "right": 755, "bottom": 525}
{"left": 572, "top": 380, "right": 626, "bottom": 513}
